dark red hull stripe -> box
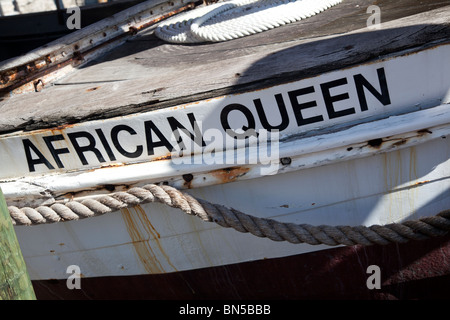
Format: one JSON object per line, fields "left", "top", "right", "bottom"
{"left": 32, "top": 233, "right": 450, "bottom": 300}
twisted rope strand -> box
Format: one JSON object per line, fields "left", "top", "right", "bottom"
{"left": 8, "top": 183, "right": 450, "bottom": 247}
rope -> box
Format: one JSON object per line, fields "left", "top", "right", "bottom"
{"left": 155, "top": 0, "right": 343, "bottom": 43}
{"left": 8, "top": 183, "right": 450, "bottom": 247}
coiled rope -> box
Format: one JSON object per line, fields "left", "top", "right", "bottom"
{"left": 8, "top": 184, "right": 450, "bottom": 247}
{"left": 155, "top": 0, "right": 343, "bottom": 43}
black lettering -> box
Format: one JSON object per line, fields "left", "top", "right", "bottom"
{"left": 167, "top": 113, "right": 206, "bottom": 150}
{"left": 43, "top": 135, "right": 70, "bottom": 169}
{"left": 23, "top": 139, "right": 55, "bottom": 172}
{"left": 68, "top": 131, "right": 106, "bottom": 165}
{"left": 96, "top": 128, "right": 116, "bottom": 161}
{"left": 354, "top": 67, "right": 391, "bottom": 111}
{"left": 144, "top": 120, "right": 173, "bottom": 156}
{"left": 111, "top": 125, "right": 143, "bottom": 159}
{"left": 288, "top": 86, "right": 324, "bottom": 126}
{"left": 321, "top": 78, "right": 355, "bottom": 119}
{"left": 220, "top": 103, "right": 257, "bottom": 139}
{"left": 253, "top": 94, "right": 289, "bottom": 131}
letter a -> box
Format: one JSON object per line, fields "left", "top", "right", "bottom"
{"left": 366, "top": 5, "right": 381, "bottom": 30}
{"left": 66, "top": 7, "right": 81, "bottom": 30}
{"left": 366, "top": 265, "right": 381, "bottom": 289}
{"left": 66, "top": 265, "right": 81, "bottom": 289}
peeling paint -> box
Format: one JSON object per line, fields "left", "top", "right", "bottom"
{"left": 209, "top": 167, "right": 250, "bottom": 184}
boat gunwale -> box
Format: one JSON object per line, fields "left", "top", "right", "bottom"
{"left": 0, "top": 0, "right": 199, "bottom": 95}
{"left": 2, "top": 101, "right": 449, "bottom": 207}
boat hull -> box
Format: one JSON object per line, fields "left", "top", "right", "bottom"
{"left": 1, "top": 2, "right": 449, "bottom": 300}
{"left": 13, "top": 134, "right": 450, "bottom": 298}
{"left": 31, "top": 233, "right": 450, "bottom": 300}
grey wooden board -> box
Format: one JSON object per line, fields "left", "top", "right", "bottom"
{"left": 0, "top": 0, "right": 449, "bottom": 133}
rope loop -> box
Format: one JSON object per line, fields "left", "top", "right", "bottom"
{"left": 155, "top": 0, "right": 343, "bottom": 43}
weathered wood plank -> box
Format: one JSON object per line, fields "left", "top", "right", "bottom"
{"left": 0, "top": 0, "right": 448, "bottom": 133}
{"left": 0, "top": 188, "right": 36, "bottom": 300}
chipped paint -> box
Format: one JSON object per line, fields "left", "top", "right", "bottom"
{"left": 209, "top": 167, "right": 250, "bottom": 184}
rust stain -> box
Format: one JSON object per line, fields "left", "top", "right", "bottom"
{"left": 86, "top": 86, "right": 101, "bottom": 92}
{"left": 409, "top": 146, "right": 418, "bottom": 182}
{"left": 2, "top": 56, "right": 82, "bottom": 96}
{"left": 209, "top": 166, "right": 250, "bottom": 184}
{"left": 133, "top": 3, "right": 195, "bottom": 32}
{"left": 182, "top": 173, "right": 194, "bottom": 188}
{"left": 383, "top": 150, "right": 405, "bottom": 221}
{"left": 0, "top": 3, "right": 196, "bottom": 97}
{"left": 407, "top": 146, "right": 418, "bottom": 216}
{"left": 152, "top": 154, "right": 172, "bottom": 161}
{"left": 392, "top": 138, "right": 407, "bottom": 147}
{"left": 417, "top": 128, "right": 432, "bottom": 136}
{"left": 33, "top": 79, "right": 44, "bottom": 92}
{"left": 121, "top": 205, "right": 176, "bottom": 274}
{"left": 414, "top": 180, "right": 430, "bottom": 186}
{"left": 367, "top": 138, "right": 383, "bottom": 148}
{"left": 0, "top": 57, "right": 50, "bottom": 89}
{"left": 99, "top": 162, "right": 125, "bottom": 168}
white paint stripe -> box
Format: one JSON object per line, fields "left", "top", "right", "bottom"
{"left": 2, "top": 103, "right": 449, "bottom": 205}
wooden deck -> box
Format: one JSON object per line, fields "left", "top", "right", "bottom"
{"left": 0, "top": 0, "right": 449, "bottom": 133}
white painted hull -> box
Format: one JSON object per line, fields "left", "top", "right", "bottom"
{"left": 13, "top": 132, "right": 450, "bottom": 280}
{"left": 2, "top": 38, "right": 449, "bottom": 287}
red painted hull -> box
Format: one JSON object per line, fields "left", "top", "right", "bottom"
{"left": 32, "top": 233, "right": 450, "bottom": 300}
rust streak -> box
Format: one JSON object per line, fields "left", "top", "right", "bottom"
{"left": 121, "top": 206, "right": 164, "bottom": 274}
{"left": 414, "top": 180, "right": 430, "bottom": 186}
{"left": 121, "top": 205, "right": 176, "bottom": 274}
{"left": 134, "top": 3, "right": 195, "bottom": 32}
{"left": 99, "top": 162, "right": 125, "bottom": 168}
{"left": 152, "top": 154, "right": 172, "bottom": 161}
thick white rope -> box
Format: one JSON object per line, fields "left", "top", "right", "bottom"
{"left": 155, "top": 0, "right": 343, "bottom": 43}
{"left": 8, "top": 184, "right": 450, "bottom": 246}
